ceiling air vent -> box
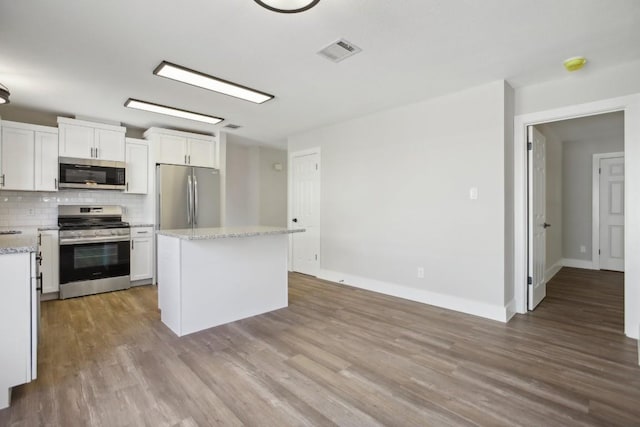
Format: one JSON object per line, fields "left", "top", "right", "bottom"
{"left": 223, "top": 124, "right": 242, "bottom": 129}
{"left": 317, "top": 38, "right": 362, "bottom": 63}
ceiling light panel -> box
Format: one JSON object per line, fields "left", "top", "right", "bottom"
{"left": 154, "top": 61, "right": 274, "bottom": 104}
{"left": 124, "top": 99, "right": 223, "bottom": 124}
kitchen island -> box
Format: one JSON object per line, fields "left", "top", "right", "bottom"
{"left": 156, "top": 226, "right": 305, "bottom": 337}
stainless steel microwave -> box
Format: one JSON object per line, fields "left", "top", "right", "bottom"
{"left": 58, "top": 157, "right": 126, "bottom": 190}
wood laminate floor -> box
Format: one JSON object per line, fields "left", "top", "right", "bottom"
{"left": 1, "top": 268, "right": 639, "bottom": 426}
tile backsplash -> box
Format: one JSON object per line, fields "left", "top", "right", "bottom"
{"left": 0, "top": 190, "right": 148, "bottom": 227}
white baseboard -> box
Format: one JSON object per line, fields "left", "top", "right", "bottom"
{"left": 318, "top": 269, "right": 512, "bottom": 323}
{"left": 545, "top": 261, "right": 563, "bottom": 283}
{"left": 562, "top": 258, "right": 597, "bottom": 270}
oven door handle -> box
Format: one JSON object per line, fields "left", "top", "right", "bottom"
{"left": 60, "top": 236, "right": 131, "bottom": 245}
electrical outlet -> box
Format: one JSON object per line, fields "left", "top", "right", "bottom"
{"left": 580, "top": 245, "right": 586, "bottom": 253}
{"left": 417, "top": 267, "right": 425, "bottom": 279}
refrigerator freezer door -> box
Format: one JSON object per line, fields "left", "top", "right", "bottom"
{"left": 157, "top": 164, "right": 191, "bottom": 230}
{"left": 193, "top": 167, "right": 221, "bottom": 228}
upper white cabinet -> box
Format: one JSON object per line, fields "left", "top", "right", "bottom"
{"left": 144, "top": 127, "right": 218, "bottom": 169}
{"left": 0, "top": 121, "right": 58, "bottom": 192}
{"left": 58, "top": 117, "right": 125, "bottom": 162}
{"left": 125, "top": 138, "right": 148, "bottom": 194}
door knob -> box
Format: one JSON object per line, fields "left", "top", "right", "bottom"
{"left": 543, "top": 223, "right": 551, "bottom": 228}
{"left": 292, "top": 218, "right": 298, "bottom": 223}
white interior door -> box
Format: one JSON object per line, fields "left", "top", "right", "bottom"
{"left": 599, "top": 157, "right": 625, "bottom": 272}
{"left": 290, "top": 151, "right": 320, "bottom": 276}
{"left": 528, "top": 126, "right": 547, "bottom": 310}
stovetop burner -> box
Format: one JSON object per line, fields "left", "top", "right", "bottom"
{"left": 57, "top": 205, "right": 129, "bottom": 231}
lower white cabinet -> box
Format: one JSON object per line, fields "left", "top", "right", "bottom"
{"left": 131, "top": 227, "right": 153, "bottom": 282}
{"left": 39, "top": 230, "right": 59, "bottom": 294}
{"left": 0, "top": 252, "right": 37, "bottom": 409}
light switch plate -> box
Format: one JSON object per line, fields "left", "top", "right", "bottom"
{"left": 469, "top": 187, "right": 478, "bottom": 200}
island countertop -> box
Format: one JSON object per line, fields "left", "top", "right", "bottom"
{"left": 156, "top": 225, "right": 305, "bottom": 241}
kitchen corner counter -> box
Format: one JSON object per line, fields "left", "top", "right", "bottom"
{"left": 156, "top": 226, "right": 305, "bottom": 241}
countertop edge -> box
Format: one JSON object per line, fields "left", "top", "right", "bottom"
{"left": 157, "top": 228, "right": 306, "bottom": 241}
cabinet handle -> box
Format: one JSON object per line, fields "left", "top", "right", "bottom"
{"left": 184, "top": 155, "right": 187, "bottom": 164}
{"left": 188, "top": 155, "right": 191, "bottom": 164}
{"left": 126, "top": 182, "right": 129, "bottom": 192}
{"left": 91, "top": 147, "right": 94, "bottom": 158}
{"left": 54, "top": 178, "right": 58, "bottom": 189}
{"left": 96, "top": 147, "right": 99, "bottom": 158}
{"left": 131, "top": 239, "right": 134, "bottom": 250}
{"left": 0, "top": 174, "right": 4, "bottom": 186}
{"left": 36, "top": 273, "right": 43, "bottom": 293}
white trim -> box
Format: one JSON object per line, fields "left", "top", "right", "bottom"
{"left": 319, "top": 269, "right": 512, "bottom": 323}
{"left": 513, "top": 93, "right": 640, "bottom": 339}
{"left": 287, "top": 147, "right": 321, "bottom": 273}
{"left": 561, "top": 258, "right": 597, "bottom": 270}
{"left": 592, "top": 152, "right": 624, "bottom": 271}
{"left": 545, "top": 260, "right": 563, "bottom": 283}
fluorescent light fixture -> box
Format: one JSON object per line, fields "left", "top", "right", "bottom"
{"left": 0, "top": 84, "right": 10, "bottom": 105}
{"left": 254, "top": 0, "right": 320, "bottom": 13}
{"left": 153, "top": 61, "right": 274, "bottom": 104}
{"left": 124, "top": 98, "right": 223, "bottom": 125}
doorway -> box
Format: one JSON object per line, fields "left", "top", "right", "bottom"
{"left": 513, "top": 94, "right": 640, "bottom": 339}
{"left": 527, "top": 112, "right": 625, "bottom": 311}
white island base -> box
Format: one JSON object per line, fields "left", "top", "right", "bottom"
{"left": 157, "top": 227, "right": 303, "bottom": 337}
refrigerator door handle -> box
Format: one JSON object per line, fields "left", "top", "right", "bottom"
{"left": 187, "top": 175, "right": 193, "bottom": 225}
{"left": 194, "top": 175, "right": 199, "bottom": 225}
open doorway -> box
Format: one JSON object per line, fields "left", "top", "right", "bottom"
{"left": 528, "top": 112, "right": 624, "bottom": 317}
{"left": 514, "top": 94, "right": 640, "bottom": 339}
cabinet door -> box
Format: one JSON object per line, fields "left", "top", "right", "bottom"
{"left": 39, "top": 231, "right": 59, "bottom": 293}
{"left": 156, "top": 134, "right": 187, "bottom": 165}
{"left": 131, "top": 237, "right": 153, "bottom": 281}
{"left": 35, "top": 131, "right": 59, "bottom": 192}
{"left": 125, "top": 142, "right": 148, "bottom": 194}
{"left": 1, "top": 127, "right": 35, "bottom": 191}
{"left": 59, "top": 123, "right": 94, "bottom": 159}
{"left": 95, "top": 128, "right": 125, "bottom": 161}
{"left": 187, "top": 138, "right": 214, "bottom": 168}
{"left": 0, "top": 253, "right": 32, "bottom": 391}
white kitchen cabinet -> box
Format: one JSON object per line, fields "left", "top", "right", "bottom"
{"left": 125, "top": 138, "right": 148, "bottom": 194}
{"left": 35, "top": 131, "right": 59, "bottom": 191}
{"left": 130, "top": 227, "right": 153, "bottom": 282}
{"left": 1, "top": 126, "right": 35, "bottom": 191}
{"left": 0, "top": 121, "right": 58, "bottom": 192}
{"left": 144, "top": 127, "right": 218, "bottom": 168}
{"left": 58, "top": 117, "right": 125, "bottom": 161}
{"left": 0, "top": 252, "right": 37, "bottom": 409}
{"left": 38, "top": 230, "right": 59, "bottom": 294}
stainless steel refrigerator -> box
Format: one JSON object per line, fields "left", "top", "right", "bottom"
{"left": 157, "top": 164, "right": 221, "bottom": 230}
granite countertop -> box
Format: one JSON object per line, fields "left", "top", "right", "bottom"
{"left": 0, "top": 234, "right": 38, "bottom": 254}
{"left": 38, "top": 225, "right": 59, "bottom": 231}
{"left": 157, "top": 226, "right": 306, "bottom": 241}
{"left": 129, "top": 223, "right": 155, "bottom": 228}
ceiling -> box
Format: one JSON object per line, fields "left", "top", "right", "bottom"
{"left": 1, "top": 1, "right": 639, "bottom": 147}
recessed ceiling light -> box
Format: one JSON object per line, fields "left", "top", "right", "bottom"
{"left": 153, "top": 61, "right": 274, "bottom": 104}
{"left": 0, "top": 84, "right": 10, "bottom": 105}
{"left": 254, "top": 0, "right": 320, "bottom": 13}
{"left": 124, "top": 98, "right": 223, "bottom": 125}
{"left": 563, "top": 56, "right": 587, "bottom": 72}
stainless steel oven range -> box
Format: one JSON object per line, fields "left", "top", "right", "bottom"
{"left": 58, "top": 205, "right": 130, "bottom": 299}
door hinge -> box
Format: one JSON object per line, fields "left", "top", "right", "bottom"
{"left": 315, "top": 254, "right": 318, "bottom": 261}
{"left": 527, "top": 276, "right": 532, "bottom": 285}
{"left": 599, "top": 249, "right": 601, "bottom": 255}
{"left": 527, "top": 142, "right": 532, "bottom": 151}
{"left": 599, "top": 167, "right": 601, "bottom": 174}
{"left": 315, "top": 164, "right": 318, "bottom": 170}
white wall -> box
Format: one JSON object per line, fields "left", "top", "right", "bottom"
{"left": 289, "top": 80, "right": 512, "bottom": 321}
{"left": 225, "top": 135, "right": 288, "bottom": 227}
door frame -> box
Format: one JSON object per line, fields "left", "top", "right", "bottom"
{"left": 513, "top": 94, "right": 640, "bottom": 339}
{"left": 287, "top": 147, "right": 321, "bottom": 273}
{"left": 592, "top": 152, "right": 625, "bottom": 270}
